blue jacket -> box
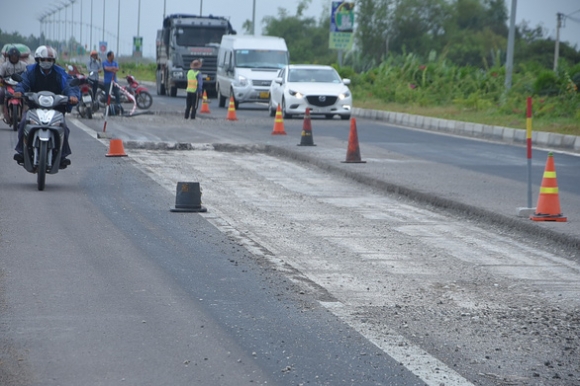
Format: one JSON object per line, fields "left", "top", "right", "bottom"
{"left": 16, "top": 63, "right": 80, "bottom": 112}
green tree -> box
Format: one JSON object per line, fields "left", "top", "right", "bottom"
{"left": 354, "top": 0, "right": 392, "bottom": 64}
{"left": 260, "top": 0, "right": 335, "bottom": 64}
{"left": 388, "top": 0, "right": 452, "bottom": 59}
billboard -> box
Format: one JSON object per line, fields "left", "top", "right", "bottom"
{"left": 329, "top": 1, "right": 355, "bottom": 50}
{"left": 133, "top": 36, "right": 143, "bottom": 57}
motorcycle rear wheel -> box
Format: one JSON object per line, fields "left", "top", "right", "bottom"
{"left": 136, "top": 91, "right": 153, "bottom": 109}
{"left": 37, "top": 142, "right": 47, "bottom": 191}
{"left": 12, "top": 104, "right": 19, "bottom": 131}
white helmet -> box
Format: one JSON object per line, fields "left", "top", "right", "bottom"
{"left": 34, "top": 45, "right": 57, "bottom": 70}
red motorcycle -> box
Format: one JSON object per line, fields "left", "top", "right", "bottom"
{"left": 67, "top": 65, "right": 97, "bottom": 119}
{"left": 125, "top": 74, "right": 153, "bottom": 109}
{"left": 97, "top": 74, "right": 152, "bottom": 110}
{"left": 75, "top": 72, "right": 98, "bottom": 119}
{"left": 1, "top": 74, "right": 25, "bottom": 131}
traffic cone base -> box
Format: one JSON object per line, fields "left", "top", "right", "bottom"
{"left": 272, "top": 104, "right": 287, "bottom": 135}
{"left": 298, "top": 108, "right": 315, "bottom": 146}
{"left": 200, "top": 90, "right": 210, "bottom": 114}
{"left": 342, "top": 117, "right": 366, "bottom": 163}
{"left": 170, "top": 182, "right": 207, "bottom": 212}
{"left": 530, "top": 152, "right": 566, "bottom": 222}
{"left": 226, "top": 96, "right": 238, "bottom": 121}
{"left": 105, "top": 138, "right": 128, "bottom": 157}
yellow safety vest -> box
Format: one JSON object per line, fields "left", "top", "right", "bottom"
{"left": 186, "top": 70, "right": 199, "bottom": 92}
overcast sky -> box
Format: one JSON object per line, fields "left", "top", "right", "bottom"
{"left": 1, "top": 0, "right": 579, "bottom": 59}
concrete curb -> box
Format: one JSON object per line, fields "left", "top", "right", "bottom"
{"left": 352, "top": 107, "right": 580, "bottom": 154}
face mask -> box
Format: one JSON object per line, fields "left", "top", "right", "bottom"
{"left": 39, "top": 60, "right": 54, "bottom": 70}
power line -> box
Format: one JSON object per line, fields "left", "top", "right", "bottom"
{"left": 565, "top": 8, "right": 580, "bottom": 17}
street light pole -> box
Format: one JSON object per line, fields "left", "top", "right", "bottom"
{"left": 117, "top": 0, "right": 120, "bottom": 55}
{"left": 90, "top": 0, "right": 93, "bottom": 51}
{"left": 252, "top": 0, "right": 256, "bottom": 35}
{"left": 102, "top": 0, "right": 105, "bottom": 43}
{"left": 199, "top": 0, "right": 202, "bottom": 15}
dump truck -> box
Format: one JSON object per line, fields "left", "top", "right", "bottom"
{"left": 156, "top": 14, "right": 236, "bottom": 97}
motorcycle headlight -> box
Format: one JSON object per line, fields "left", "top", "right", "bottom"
{"left": 288, "top": 89, "right": 304, "bottom": 99}
{"left": 38, "top": 95, "right": 55, "bottom": 107}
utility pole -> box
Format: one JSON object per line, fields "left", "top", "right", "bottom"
{"left": 553, "top": 12, "right": 563, "bottom": 72}
{"left": 504, "top": 0, "right": 516, "bottom": 91}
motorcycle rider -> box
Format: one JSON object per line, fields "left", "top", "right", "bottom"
{"left": 0, "top": 46, "right": 28, "bottom": 120}
{"left": 87, "top": 50, "right": 101, "bottom": 100}
{"left": 12, "top": 45, "right": 79, "bottom": 169}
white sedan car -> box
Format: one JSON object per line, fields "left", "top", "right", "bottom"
{"left": 268, "top": 64, "right": 352, "bottom": 120}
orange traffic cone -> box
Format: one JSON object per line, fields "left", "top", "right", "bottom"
{"left": 200, "top": 90, "right": 210, "bottom": 114}
{"left": 105, "top": 138, "right": 128, "bottom": 157}
{"left": 226, "top": 96, "right": 237, "bottom": 121}
{"left": 271, "top": 104, "right": 287, "bottom": 135}
{"left": 530, "top": 152, "right": 566, "bottom": 222}
{"left": 342, "top": 118, "right": 366, "bottom": 163}
{"left": 298, "top": 108, "right": 315, "bottom": 146}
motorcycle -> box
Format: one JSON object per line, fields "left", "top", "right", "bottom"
{"left": 125, "top": 74, "right": 153, "bottom": 109}
{"left": 12, "top": 73, "right": 79, "bottom": 191}
{"left": 74, "top": 72, "right": 98, "bottom": 119}
{"left": 1, "top": 74, "right": 25, "bottom": 131}
{"left": 97, "top": 74, "right": 152, "bottom": 110}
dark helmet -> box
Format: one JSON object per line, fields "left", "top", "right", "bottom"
{"left": 7, "top": 46, "right": 20, "bottom": 64}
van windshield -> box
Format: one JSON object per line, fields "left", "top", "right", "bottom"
{"left": 175, "top": 27, "right": 227, "bottom": 46}
{"left": 234, "top": 50, "right": 288, "bottom": 69}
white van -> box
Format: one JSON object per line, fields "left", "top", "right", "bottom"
{"left": 216, "top": 35, "right": 289, "bottom": 109}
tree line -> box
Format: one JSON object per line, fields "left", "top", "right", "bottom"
{"left": 253, "top": 0, "right": 579, "bottom": 71}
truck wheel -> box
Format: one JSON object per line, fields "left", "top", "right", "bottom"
{"left": 170, "top": 86, "right": 177, "bottom": 97}
{"left": 156, "top": 71, "right": 166, "bottom": 95}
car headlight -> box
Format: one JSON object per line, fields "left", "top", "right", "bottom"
{"left": 172, "top": 71, "right": 184, "bottom": 79}
{"left": 288, "top": 89, "right": 304, "bottom": 98}
{"left": 237, "top": 75, "right": 248, "bottom": 87}
{"left": 338, "top": 91, "right": 351, "bottom": 100}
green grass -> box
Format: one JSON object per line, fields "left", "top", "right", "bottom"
{"left": 352, "top": 94, "right": 580, "bottom": 136}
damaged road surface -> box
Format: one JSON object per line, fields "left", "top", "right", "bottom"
{"left": 128, "top": 144, "right": 580, "bottom": 386}
{"left": 1, "top": 109, "right": 579, "bottom": 386}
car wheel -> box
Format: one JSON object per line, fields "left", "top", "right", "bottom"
{"left": 281, "top": 98, "right": 291, "bottom": 119}
{"left": 230, "top": 89, "right": 239, "bottom": 110}
{"left": 217, "top": 87, "right": 226, "bottom": 108}
{"left": 268, "top": 99, "right": 276, "bottom": 117}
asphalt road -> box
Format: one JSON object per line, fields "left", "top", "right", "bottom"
{"left": 1, "top": 86, "right": 579, "bottom": 386}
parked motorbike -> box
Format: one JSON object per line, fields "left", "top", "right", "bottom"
{"left": 12, "top": 73, "right": 79, "bottom": 191}
{"left": 1, "top": 74, "right": 25, "bottom": 131}
{"left": 97, "top": 74, "right": 152, "bottom": 110}
{"left": 74, "top": 72, "right": 98, "bottom": 119}
{"left": 125, "top": 74, "right": 153, "bottom": 109}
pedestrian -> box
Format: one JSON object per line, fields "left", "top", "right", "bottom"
{"left": 185, "top": 59, "right": 203, "bottom": 120}
{"left": 87, "top": 50, "right": 101, "bottom": 101}
{"left": 103, "top": 50, "right": 121, "bottom": 114}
